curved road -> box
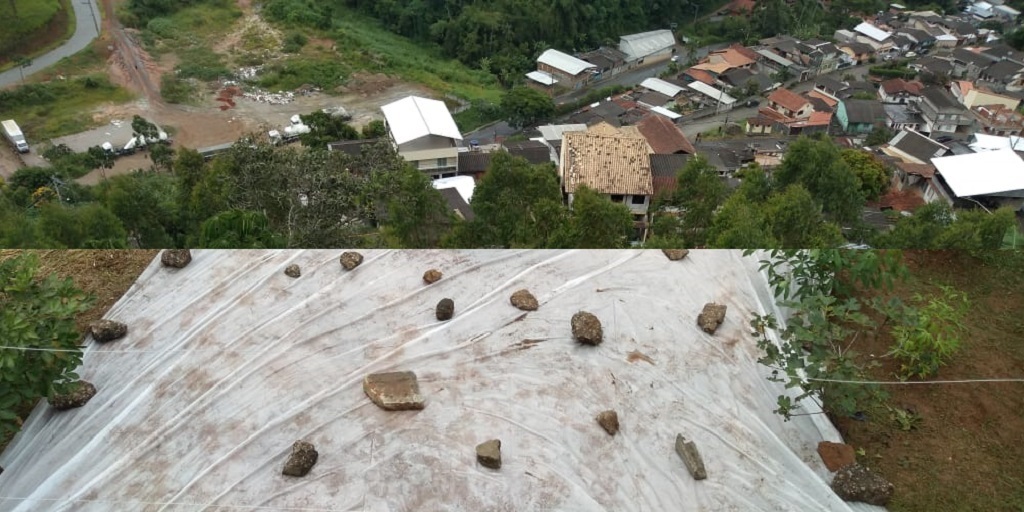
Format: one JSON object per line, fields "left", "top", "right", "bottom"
{"left": 0, "top": 0, "right": 102, "bottom": 88}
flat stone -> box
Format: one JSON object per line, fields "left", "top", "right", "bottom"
{"left": 89, "top": 319, "right": 127, "bottom": 343}
{"left": 596, "top": 410, "right": 619, "bottom": 436}
{"left": 476, "top": 439, "right": 502, "bottom": 469}
{"left": 284, "top": 264, "right": 301, "bottom": 278}
{"left": 571, "top": 311, "right": 603, "bottom": 345}
{"left": 818, "top": 441, "right": 856, "bottom": 472}
{"left": 675, "top": 434, "right": 707, "bottom": 480}
{"left": 510, "top": 289, "right": 538, "bottom": 311}
{"left": 161, "top": 249, "right": 192, "bottom": 268}
{"left": 49, "top": 381, "right": 97, "bottom": 410}
{"left": 831, "top": 463, "right": 894, "bottom": 506}
{"left": 423, "top": 269, "right": 442, "bottom": 284}
{"left": 282, "top": 441, "right": 319, "bottom": 477}
{"left": 340, "top": 251, "right": 364, "bottom": 270}
{"left": 436, "top": 298, "right": 455, "bottom": 321}
{"left": 697, "top": 303, "right": 727, "bottom": 334}
{"left": 662, "top": 249, "right": 690, "bottom": 261}
{"left": 363, "top": 371, "right": 425, "bottom": 411}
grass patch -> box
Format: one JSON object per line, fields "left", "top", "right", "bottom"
{"left": 452, "top": 101, "right": 503, "bottom": 133}
{"left": 0, "top": 0, "right": 74, "bottom": 72}
{"left": 160, "top": 75, "right": 200, "bottom": 105}
{"left": 835, "top": 250, "right": 1024, "bottom": 512}
{"left": 31, "top": 39, "right": 111, "bottom": 82}
{"left": 256, "top": 56, "right": 348, "bottom": 91}
{"left": 0, "top": 0, "right": 62, "bottom": 56}
{"left": 0, "top": 75, "right": 135, "bottom": 140}
{"left": 138, "top": 2, "right": 241, "bottom": 58}
{"left": 327, "top": 6, "right": 502, "bottom": 103}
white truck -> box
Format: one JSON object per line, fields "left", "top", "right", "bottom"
{"left": 268, "top": 115, "right": 310, "bottom": 145}
{"left": 2, "top": 119, "right": 29, "bottom": 153}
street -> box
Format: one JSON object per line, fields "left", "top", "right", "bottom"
{"left": 0, "top": 0, "right": 102, "bottom": 88}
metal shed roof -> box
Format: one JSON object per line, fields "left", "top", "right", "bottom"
{"left": 688, "top": 82, "right": 738, "bottom": 104}
{"left": 526, "top": 70, "right": 559, "bottom": 86}
{"left": 380, "top": 96, "right": 463, "bottom": 145}
{"left": 932, "top": 149, "right": 1024, "bottom": 196}
{"left": 640, "top": 77, "right": 686, "bottom": 98}
{"left": 537, "top": 49, "right": 596, "bottom": 76}
{"left": 854, "top": 22, "right": 893, "bottom": 42}
{"left": 619, "top": 30, "right": 676, "bottom": 61}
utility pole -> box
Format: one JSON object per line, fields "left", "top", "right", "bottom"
{"left": 83, "top": 0, "right": 100, "bottom": 34}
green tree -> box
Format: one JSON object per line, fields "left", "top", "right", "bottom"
{"left": 383, "top": 166, "right": 453, "bottom": 248}
{"left": 774, "top": 136, "right": 865, "bottom": 224}
{"left": 644, "top": 213, "right": 687, "bottom": 248}
{"left": 864, "top": 126, "right": 894, "bottom": 147}
{"left": 674, "top": 155, "right": 728, "bottom": 247}
{"left": 298, "top": 110, "right": 359, "bottom": 150}
{"left": 552, "top": 186, "right": 634, "bottom": 248}
{"left": 446, "top": 151, "right": 565, "bottom": 247}
{"left": 501, "top": 87, "right": 556, "bottom": 129}
{"left": 149, "top": 143, "right": 175, "bottom": 172}
{"left": 361, "top": 119, "right": 387, "bottom": 139}
{"left": 710, "top": 194, "right": 775, "bottom": 247}
{"left": 840, "top": 149, "right": 891, "bottom": 201}
{"left": 0, "top": 253, "right": 95, "bottom": 438}
{"left": 198, "top": 210, "right": 284, "bottom": 248}
{"left": 37, "top": 203, "right": 128, "bottom": 248}
{"left": 131, "top": 115, "right": 160, "bottom": 141}
{"left": 764, "top": 185, "right": 844, "bottom": 247}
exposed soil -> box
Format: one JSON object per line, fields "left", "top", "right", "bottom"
{"left": 833, "top": 250, "right": 1024, "bottom": 511}
{"left": 0, "top": 144, "right": 23, "bottom": 180}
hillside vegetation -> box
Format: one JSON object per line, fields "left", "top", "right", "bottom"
{"left": 0, "top": 0, "right": 66, "bottom": 65}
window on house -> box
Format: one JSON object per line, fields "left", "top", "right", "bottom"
{"left": 611, "top": 194, "right": 624, "bottom": 203}
{"left": 631, "top": 195, "right": 646, "bottom": 205}
{"left": 437, "top": 158, "right": 447, "bottom": 168}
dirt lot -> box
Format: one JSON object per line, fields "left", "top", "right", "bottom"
{"left": 834, "top": 250, "right": 1024, "bottom": 512}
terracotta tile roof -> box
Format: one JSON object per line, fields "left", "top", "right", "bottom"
{"left": 685, "top": 68, "right": 717, "bottom": 85}
{"left": 895, "top": 161, "right": 936, "bottom": 178}
{"left": 881, "top": 78, "right": 923, "bottom": 95}
{"left": 715, "top": 47, "right": 756, "bottom": 68}
{"left": 788, "top": 111, "right": 833, "bottom": 127}
{"left": 636, "top": 114, "right": 697, "bottom": 155}
{"left": 729, "top": 44, "right": 760, "bottom": 62}
{"left": 768, "top": 88, "right": 811, "bottom": 113}
{"left": 562, "top": 129, "right": 654, "bottom": 196}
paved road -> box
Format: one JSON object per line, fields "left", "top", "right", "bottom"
{"left": 463, "top": 121, "right": 516, "bottom": 146}
{"left": 0, "top": 0, "right": 102, "bottom": 88}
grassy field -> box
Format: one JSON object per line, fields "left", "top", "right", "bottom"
{"left": 836, "top": 250, "right": 1024, "bottom": 512}
{"left": 0, "top": 0, "right": 73, "bottom": 71}
{"left": 0, "top": 75, "right": 135, "bottom": 140}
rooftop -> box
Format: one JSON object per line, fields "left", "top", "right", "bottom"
{"left": 636, "top": 114, "right": 697, "bottom": 155}
{"left": 887, "top": 128, "right": 950, "bottom": 163}
{"left": 855, "top": 22, "right": 893, "bottom": 42}
{"left": 842, "top": 99, "right": 888, "bottom": 124}
{"left": 932, "top": 149, "right": 1024, "bottom": 197}
{"left": 381, "top": 96, "right": 463, "bottom": 145}
{"left": 921, "top": 86, "right": 961, "bottom": 109}
{"left": 537, "top": 49, "right": 597, "bottom": 76}
{"left": 561, "top": 128, "right": 653, "bottom": 196}
{"left": 619, "top": 30, "right": 677, "bottom": 61}
{"left": 768, "top": 88, "right": 811, "bottom": 113}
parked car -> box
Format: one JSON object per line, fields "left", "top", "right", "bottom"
{"left": 935, "top": 135, "right": 954, "bottom": 143}
{"left": 745, "top": 99, "right": 760, "bottom": 108}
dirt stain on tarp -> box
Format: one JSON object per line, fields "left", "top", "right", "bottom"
{"left": 626, "top": 350, "right": 655, "bottom": 365}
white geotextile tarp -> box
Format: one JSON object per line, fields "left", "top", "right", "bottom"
{"left": 0, "top": 250, "right": 885, "bottom": 512}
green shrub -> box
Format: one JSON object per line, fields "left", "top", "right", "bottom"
{"left": 161, "top": 75, "right": 198, "bottom": 104}
{"left": 889, "top": 285, "right": 970, "bottom": 380}
{"left": 257, "top": 57, "right": 348, "bottom": 90}
{"left": 146, "top": 17, "right": 178, "bottom": 39}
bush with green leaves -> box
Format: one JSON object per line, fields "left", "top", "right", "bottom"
{"left": 0, "top": 254, "right": 94, "bottom": 437}
{"left": 746, "top": 249, "right": 908, "bottom": 419}
{"left": 889, "top": 285, "right": 969, "bottom": 380}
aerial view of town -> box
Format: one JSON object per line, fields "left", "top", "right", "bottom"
{"left": 1, "top": 0, "right": 1023, "bottom": 511}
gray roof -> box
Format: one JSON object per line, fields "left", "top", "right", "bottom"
{"left": 503, "top": 140, "right": 553, "bottom": 165}
{"left": 637, "top": 91, "right": 672, "bottom": 107}
{"left": 815, "top": 77, "right": 848, "bottom": 93}
{"left": 649, "top": 153, "right": 691, "bottom": 178}
{"left": 913, "top": 56, "right": 954, "bottom": 75}
{"left": 842, "top": 99, "right": 887, "bottom": 124}
{"left": 981, "top": 43, "right": 1024, "bottom": 63}
{"left": 842, "top": 42, "right": 876, "bottom": 55}
{"left": 889, "top": 128, "right": 950, "bottom": 162}
{"left": 884, "top": 103, "right": 924, "bottom": 125}
{"left": 921, "top": 86, "right": 960, "bottom": 109}
{"left": 326, "top": 139, "right": 381, "bottom": 156}
{"left": 438, "top": 187, "right": 475, "bottom": 221}
{"left": 984, "top": 59, "right": 1024, "bottom": 81}
{"left": 952, "top": 47, "right": 997, "bottom": 67}
{"left": 457, "top": 152, "right": 492, "bottom": 174}
{"left": 899, "top": 28, "right": 933, "bottom": 42}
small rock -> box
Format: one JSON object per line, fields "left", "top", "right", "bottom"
{"left": 476, "top": 439, "right": 502, "bottom": 469}
{"left": 423, "top": 269, "right": 442, "bottom": 284}
{"left": 697, "top": 303, "right": 727, "bottom": 334}
{"left": 89, "top": 320, "right": 127, "bottom": 343}
{"left": 510, "top": 289, "right": 539, "bottom": 311}
{"left": 49, "top": 381, "right": 97, "bottom": 410}
{"left": 818, "top": 441, "right": 856, "bottom": 472}
{"left": 831, "top": 463, "right": 894, "bottom": 506}
{"left": 675, "top": 434, "right": 707, "bottom": 480}
{"left": 662, "top": 249, "right": 690, "bottom": 261}
{"left": 571, "top": 311, "right": 603, "bottom": 345}
{"left": 284, "top": 264, "right": 301, "bottom": 278}
{"left": 436, "top": 298, "right": 455, "bottom": 321}
{"left": 596, "top": 410, "right": 619, "bottom": 436}
{"left": 282, "top": 441, "right": 319, "bottom": 477}
{"left": 340, "top": 251, "right": 364, "bottom": 270}
{"left": 161, "top": 249, "right": 192, "bottom": 268}
{"left": 363, "top": 371, "right": 425, "bottom": 410}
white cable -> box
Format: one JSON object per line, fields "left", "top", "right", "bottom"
{"left": 804, "top": 377, "right": 1024, "bottom": 385}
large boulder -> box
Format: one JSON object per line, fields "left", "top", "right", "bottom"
{"left": 423, "top": 269, "right": 442, "bottom": 284}
{"left": 510, "top": 289, "right": 539, "bottom": 311}
{"left": 831, "top": 463, "right": 894, "bottom": 506}
{"left": 436, "top": 298, "right": 455, "bottom": 321}
{"left": 571, "top": 311, "right": 603, "bottom": 345}
{"left": 363, "top": 371, "right": 425, "bottom": 410}
{"left": 675, "top": 434, "right": 707, "bottom": 480}
{"left": 662, "top": 249, "right": 690, "bottom": 261}
{"left": 89, "top": 320, "right": 127, "bottom": 343}
{"left": 282, "top": 441, "right": 319, "bottom": 477}
{"left": 161, "top": 249, "right": 192, "bottom": 269}
{"left": 697, "top": 303, "right": 727, "bottom": 334}
{"left": 476, "top": 439, "right": 502, "bottom": 469}
{"left": 284, "top": 264, "right": 301, "bottom": 278}
{"left": 818, "top": 441, "right": 856, "bottom": 472}
{"left": 49, "top": 381, "right": 97, "bottom": 410}
{"left": 596, "top": 410, "right": 619, "bottom": 436}
{"left": 340, "top": 252, "right": 364, "bottom": 270}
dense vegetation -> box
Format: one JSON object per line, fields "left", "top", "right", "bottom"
{"left": 0, "top": 0, "right": 63, "bottom": 63}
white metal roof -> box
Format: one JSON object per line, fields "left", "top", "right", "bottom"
{"left": 619, "top": 30, "right": 676, "bottom": 61}
{"left": 936, "top": 34, "right": 959, "bottom": 41}
{"left": 640, "top": 77, "right": 685, "bottom": 98}
{"left": 932, "top": 149, "right": 1024, "bottom": 196}
{"left": 651, "top": 106, "right": 682, "bottom": 119}
{"left": 969, "top": 133, "right": 1024, "bottom": 152}
{"left": 537, "top": 123, "right": 588, "bottom": 141}
{"left": 854, "top": 22, "right": 893, "bottom": 42}
{"left": 537, "top": 49, "right": 596, "bottom": 76}
{"left": 380, "top": 96, "right": 463, "bottom": 145}
{"left": 431, "top": 175, "right": 475, "bottom": 202}
{"left": 526, "top": 70, "right": 559, "bottom": 86}
{"left": 995, "top": 4, "right": 1021, "bottom": 14}
{"left": 687, "top": 82, "right": 737, "bottom": 105}
{"left": 756, "top": 49, "right": 795, "bottom": 67}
